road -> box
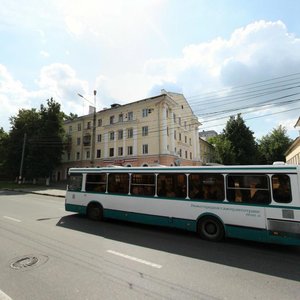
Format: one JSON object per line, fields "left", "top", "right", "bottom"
{"left": 0, "top": 191, "right": 299, "bottom": 300}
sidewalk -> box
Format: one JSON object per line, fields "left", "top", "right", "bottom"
{"left": 7, "top": 186, "right": 66, "bottom": 198}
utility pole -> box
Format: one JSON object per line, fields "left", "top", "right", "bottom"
{"left": 18, "top": 132, "right": 27, "bottom": 184}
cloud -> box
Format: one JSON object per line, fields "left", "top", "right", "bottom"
{"left": 143, "top": 20, "right": 300, "bottom": 137}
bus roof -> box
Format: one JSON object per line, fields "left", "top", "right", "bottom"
{"left": 68, "top": 165, "right": 299, "bottom": 174}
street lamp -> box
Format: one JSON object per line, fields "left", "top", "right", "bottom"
{"left": 78, "top": 90, "right": 97, "bottom": 167}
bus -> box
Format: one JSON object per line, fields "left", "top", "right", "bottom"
{"left": 65, "top": 164, "right": 300, "bottom": 245}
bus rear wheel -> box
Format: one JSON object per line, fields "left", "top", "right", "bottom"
{"left": 198, "top": 216, "right": 224, "bottom": 242}
{"left": 87, "top": 203, "right": 103, "bottom": 221}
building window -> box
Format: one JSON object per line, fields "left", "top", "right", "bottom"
{"left": 142, "top": 108, "right": 148, "bottom": 117}
{"left": 110, "top": 116, "right": 114, "bottom": 124}
{"left": 173, "top": 113, "right": 176, "bottom": 123}
{"left": 98, "top": 119, "right": 102, "bottom": 127}
{"left": 109, "top": 148, "right": 114, "bottom": 157}
{"left": 76, "top": 152, "right": 80, "bottom": 160}
{"left": 110, "top": 131, "right": 115, "bottom": 140}
{"left": 127, "top": 128, "right": 133, "bottom": 138}
{"left": 179, "top": 133, "right": 182, "bottom": 141}
{"left": 118, "top": 147, "right": 123, "bottom": 156}
{"left": 78, "top": 123, "right": 81, "bottom": 131}
{"left": 77, "top": 137, "right": 81, "bottom": 145}
{"left": 118, "top": 130, "right": 123, "bottom": 140}
{"left": 174, "top": 130, "right": 177, "bottom": 140}
{"left": 97, "top": 134, "right": 102, "bottom": 142}
{"left": 127, "top": 146, "right": 133, "bottom": 155}
{"left": 190, "top": 152, "right": 192, "bottom": 159}
{"left": 67, "top": 153, "right": 71, "bottom": 160}
{"left": 96, "top": 149, "right": 101, "bottom": 158}
{"left": 128, "top": 111, "right": 133, "bottom": 121}
{"left": 142, "top": 126, "right": 148, "bottom": 136}
{"left": 189, "top": 138, "right": 192, "bottom": 146}
{"left": 86, "top": 150, "right": 90, "bottom": 159}
{"left": 119, "top": 114, "right": 123, "bottom": 122}
{"left": 185, "top": 150, "right": 188, "bottom": 159}
{"left": 87, "top": 122, "right": 91, "bottom": 129}
{"left": 184, "top": 121, "right": 187, "bottom": 129}
{"left": 185, "top": 136, "right": 187, "bottom": 143}
{"left": 167, "top": 127, "right": 169, "bottom": 136}
{"left": 179, "top": 149, "right": 182, "bottom": 157}
{"left": 142, "top": 144, "right": 148, "bottom": 154}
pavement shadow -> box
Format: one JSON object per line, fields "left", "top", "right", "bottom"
{"left": 56, "top": 213, "right": 300, "bottom": 282}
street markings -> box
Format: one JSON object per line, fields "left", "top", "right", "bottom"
{"left": 3, "top": 216, "right": 21, "bottom": 223}
{"left": 0, "top": 289, "right": 13, "bottom": 300}
{"left": 107, "top": 250, "right": 162, "bottom": 269}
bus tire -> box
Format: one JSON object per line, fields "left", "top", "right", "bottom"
{"left": 197, "top": 216, "right": 224, "bottom": 242}
{"left": 87, "top": 203, "right": 103, "bottom": 221}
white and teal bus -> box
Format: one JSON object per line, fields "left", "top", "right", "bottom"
{"left": 65, "top": 164, "right": 300, "bottom": 245}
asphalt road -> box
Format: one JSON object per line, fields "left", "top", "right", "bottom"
{"left": 0, "top": 191, "right": 299, "bottom": 300}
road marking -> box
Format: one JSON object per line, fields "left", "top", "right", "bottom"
{"left": 0, "top": 289, "right": 13, "bottom": 300}
{"left": 3, "top": 216, "right": 21, "bottom": 223}
{"left": 107, "top": 250, "right": 162, "bottom": 269}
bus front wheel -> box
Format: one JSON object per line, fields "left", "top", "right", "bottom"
{"left": 197, "top": 216, "right": 224, "bottom": 242}
{"left": 87, "top": 203, "right": 103, "bottom": 221}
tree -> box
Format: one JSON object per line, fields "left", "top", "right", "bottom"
{"left": 209, "top": 114, "right": 258, "bottom": 165}
{"left": 6, "top": 108, "right": 41, "bottom": 179}
{"left": 223, "top": 114, "right": 258, "bottom": 164}
{"left": 209, "top": 134, "right": 235, "bottom": 164}
{"left": 63, "top": 112, "right": 78, "bottom": 121}
{"left": 7, "top": 98, "right": 65, "bottom": 182}
{"left": 0, "top": 127, "right": 9, "bottom": 178}
{"left": 258, "top": 125, "right": 292, "bottom": 164}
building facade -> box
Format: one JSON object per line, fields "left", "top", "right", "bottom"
{"left": 55, "top": 90, "right": 201, "bottom": 180}
{"left": 286, "top": 117, "right": 300, "bottom": 164}
{"left": 199, "top": 137, "right": 215, "bottom": 165}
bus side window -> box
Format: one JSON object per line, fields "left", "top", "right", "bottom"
{"left": 189, "top": 174, "right": 224, "bottom": 201}
{"left": 157, "top": 174, "right": 186, "bottom": 198}
{"left": 86, "top": 174, "right": 106, "bottom": 192}
{"left": 108, "top": 173, "right": 129, "bottom": 194}
{"left": 226, "top": 175, "right": 270, "bottom": 204}
{"left": 272, "top": 175, "right": 292, "bottom": 203}
{"left": 131, "top": 174, "right": 155, "bottom": 196}
{"left": 68, "top": 174, "right": 82, "bottom": 191}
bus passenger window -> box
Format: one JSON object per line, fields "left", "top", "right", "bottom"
{"left": 227, "top": 175, "right": 270, "bottom": 204}
{"left": 272, "top": 175, "right": 292, "bottom": 203}
{"left": 108, "top": 173, "right": 129, "bottom": 194}
{"left": 157, "top": 174, "right": 187, "bottom": 198}
{"left": 86, "top": 174, "right": 106, "bottom": 192}
{"left": 68, "top": 174, "right": 82, "bottom": 191}
{"left": 189, "top": 174, "right": 224, "bottom": 201}
{"left": 131, "top": 174, "right": 155, "bottom": 196}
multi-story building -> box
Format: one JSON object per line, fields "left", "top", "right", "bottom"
{"left": 55, "top": 90, "right": 201, "bottom": 180}
{"left": 199, "top": 137, "right": 215, "bottom": 164}
{"left": 286, "top": 117, "right": 300, "bottom": 164}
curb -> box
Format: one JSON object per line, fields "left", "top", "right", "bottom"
{"left": 2, "top": 188, "right": 65, "bottom": 198}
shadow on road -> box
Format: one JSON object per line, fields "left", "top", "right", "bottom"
{"left": 57, "top": 214, "right": 300, "bottom": 282}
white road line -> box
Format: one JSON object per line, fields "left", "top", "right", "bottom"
{"left": 3, "top": 216, "right": 21, "bottom": 223}
{"left": 107, "top": 250, "right": 162, "bottom": 269}
{"left": 0, "top": 289, "right": 13, "bottom": 300}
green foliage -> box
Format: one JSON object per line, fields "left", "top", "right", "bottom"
{"left": 209, "top": 114, "right": 258, "bottom": 165}
{"left": 5, "top": 98, "right": 65, "bottom": 180}
{"left": 258, "top": 125, "right": 292, "bottom": 164}
{"left": 63, "top": 112, "right": 78, "bottom": 121}
{"left": 0, "top": 128, "right": 9, "bottom": 178}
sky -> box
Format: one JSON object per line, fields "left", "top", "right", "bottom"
{"left": 1, "top": 0, "right": 300, "bottom": 140}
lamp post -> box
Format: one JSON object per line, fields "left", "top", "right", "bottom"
{"left": 78, "top": 90, "right": 97, "bottom": 167}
